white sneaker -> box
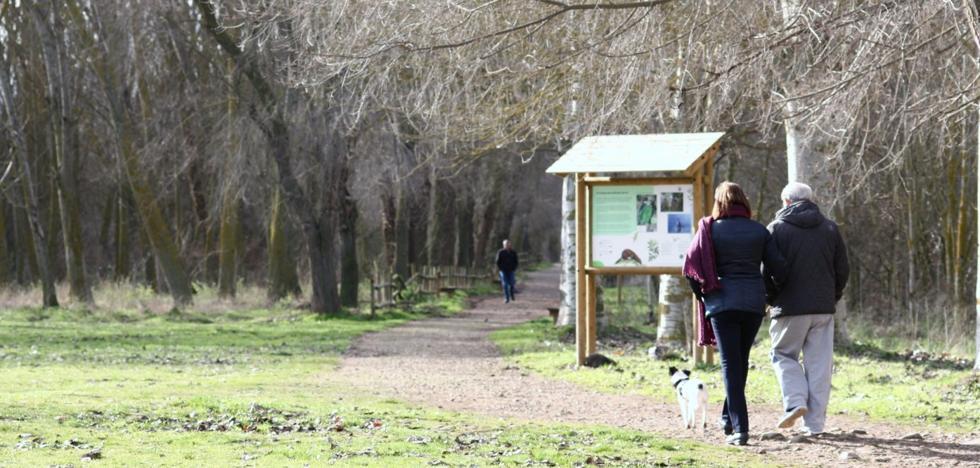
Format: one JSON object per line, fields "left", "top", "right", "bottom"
{"left": 777, "top": 407, "right": 808, "bottom": 429}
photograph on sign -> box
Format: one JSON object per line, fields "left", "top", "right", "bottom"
{"left": 591, "top": 184, "right": 695, "bottom": 268}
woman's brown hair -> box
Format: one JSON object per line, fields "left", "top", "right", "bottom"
{"left": 712, "top": 181, "right": 752, "bottom": 219}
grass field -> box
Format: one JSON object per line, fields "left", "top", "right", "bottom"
{"left": 491, "top": 318, "right": 980, "bottom": 433}
{"left": 0, "top": 290, "right": 773, "bottom": 467}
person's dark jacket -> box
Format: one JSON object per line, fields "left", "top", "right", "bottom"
{"left": 496, "top": 249, "right": 519, "bottom": 273}
{"left": 689, "top": 217, "right": 787, "bottom": 317}
{"left": 764, "top": 200, "right": 849, "bottom": 317}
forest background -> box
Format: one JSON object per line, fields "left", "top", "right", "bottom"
{"left": 0, "top": 0, "right": 978, "bottom": 366}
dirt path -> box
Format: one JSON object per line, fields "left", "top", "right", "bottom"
{"left": 335, "top": 267, "right": 980, "bottom": 467}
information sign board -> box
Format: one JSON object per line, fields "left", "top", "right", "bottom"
{"left": 590, "top": 184, "right": 695, "bottom": 268}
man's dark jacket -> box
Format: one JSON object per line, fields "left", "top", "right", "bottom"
{"left": 692, "top": 217, "right": 787, "bottom": 317}
{"left": 764, "top": 201, "right": 849, "bottom": 317}
{"left": 496, "top": 249, "right": 519, "bottom": 273}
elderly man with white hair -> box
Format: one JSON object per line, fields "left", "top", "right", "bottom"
{"left": 763, "top": 182, "right": 849, "bottom": 436}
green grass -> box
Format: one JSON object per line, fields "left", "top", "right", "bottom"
{"left": 0, "top": 291, "right": 773, "bottom": 466}
{"left": 491, "top": 318, "right": 980, "bottom": 433}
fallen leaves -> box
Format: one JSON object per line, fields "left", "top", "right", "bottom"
{"left": 15, "top": 433, "right": 102, "bottom": 461}
{"left": 15, "top": 433, "right": 46, "bottom": 450}
{"left": 81, "top": 448, "right": 102, "bottom": 461}
{"left": 69, "top": 403, "right": 332, "bottom": 435}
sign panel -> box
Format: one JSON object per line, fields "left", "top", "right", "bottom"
{"left": 591, "top": 184, "right": 695, "bottom": 268}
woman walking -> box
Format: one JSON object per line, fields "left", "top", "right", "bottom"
{"left": 684, "top": 182, "right": 786, "bottom": 445}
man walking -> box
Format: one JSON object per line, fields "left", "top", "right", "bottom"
{"left": 496, "top": 240, "right": 519, "bottom": 303}
{"left": 765, "top": 182, "right": 849, "bottom": 436}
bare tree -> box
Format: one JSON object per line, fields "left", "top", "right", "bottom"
{"left": 0, "top": 40, "right": 59, "bottom": 308}
{"left": 31, "top": 1, "right": 92, "bottom": 303}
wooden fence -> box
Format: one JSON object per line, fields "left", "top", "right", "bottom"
{"left": 368, "top": 265, "right": 495, "bottom": 315}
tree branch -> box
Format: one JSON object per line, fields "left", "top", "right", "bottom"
{"left": 193, "top": 0, "right": 276, "bottom": 107}
{"left": 532, "top": 0, "right": 674, "bottom": 10}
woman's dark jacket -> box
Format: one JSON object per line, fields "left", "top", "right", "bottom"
{"left": 688, "top": 217, "right": 787, "bottom": 317}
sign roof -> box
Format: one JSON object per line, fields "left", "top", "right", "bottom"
{"left": 545, "top": 132, "right": 725, "bottom": 175}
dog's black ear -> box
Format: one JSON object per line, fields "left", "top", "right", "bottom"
{"left": 668, "top": 366, "right": 678, "bottom": 375}
{"left": 683, "top": 369, "right": 691, "bottom": 376}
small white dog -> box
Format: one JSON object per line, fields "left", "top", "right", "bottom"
{"left": 669, "top": 366, "right": 709, "bottom": 430}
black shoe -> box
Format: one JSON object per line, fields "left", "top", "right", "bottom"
{"left": 717, "top": 418, "right": 733, "bottom": 436}
{"left": 725, "top": 432, "right": 748, "bottom": 446}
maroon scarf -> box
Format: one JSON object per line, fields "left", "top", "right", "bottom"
{"left": 683, "top": 204, "right": 751, "bottom": 347}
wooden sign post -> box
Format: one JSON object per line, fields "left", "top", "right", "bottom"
{"left": 548, "top": 133, "right": 725, "bottom": 366}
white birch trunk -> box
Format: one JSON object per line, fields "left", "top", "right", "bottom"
{"left": 964, "top": 1, "right": 980, "bottom": 372}
{"left": 784, "top": 103, "right": 802, "bottom": 183}
{"left": 557, "top": 176, "right": 577, "bottom": 326}
{"left": 654, "top": 41, "right": 693, "bottom": 351}
{"left": 656, "top": 274, "right": 690, "bottom": 349}
{"left": 975, "top": 104, "right": 980, "bottom": 372}
{"left": 780, "top": 0, "right": 851, "bottom": 345}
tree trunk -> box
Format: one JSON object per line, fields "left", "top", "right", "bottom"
{"left": 13, "top": 207, "right": 39, "bottom": 286}
{"left": 0, "top": 44, "right": 59, "bottom": 308}
{"left": 45, "top": 166, "right": 62, "bottom": 282}
{"left": 380, "top": 185, "right": 397, "bottom": 272}
{"left": 656, "top": 275, "right": 690, "bottom": 350}
{"left": 394, "top": 184, "right": 411, "bottom": 277}
{"left": 217, "top": 191, "right": 239, "bottom": 298}
{"left": 267, "top": 118, "right": 340, "bottom": 314}
{"left": 646, "top": 275, "right": 659, "bottom": 324}
{"left": 0, "top": 202, "right": 10, "bottom": 285}
{"left": 557, "top": 176, "right": 577, "bottom": 327}
{"left": 99, "top": 190, "right": 114, "bottom": 253}
{"left": 204, "top": 223, "right": 218, "bottom": 284}
{"left": 311, "top": 208, "right": 340, "bottom": 314}
{"left": 425, "top": 164, "right": 439, "bottom": 265}
{"left": 408, "top": 199, "right": 425, "bottom": 268}
{"left": 975, "top": 104, "right": 980, "bottom": 371}
{"left": 33, "top": 2, "right": 91, "bottom": 303}
{"left": 267, "top": 187, "right": 301, "bottom": 301}
{"left": 454, "top": 192, "right": 474, "bottom": 267}
{"left": 425, "top": 168, "right": 456, "bottom": 266}
{"left": 114, "top": 189, "right": 132, "bottom": 280}
{"left": 144, "top": 251, "right": 158, "bottom": 292}
{"left": 338, "top": 161, "right": 359, "bottom": 308}
{"left": 956, "top": 0, "right": 980, "bottom": 371}
{"left": 116, "top": 118, "right": 195, "bottom": 304}
{"left": 473, "top": 172, "right": 502, "bottom": 269}
{"left": 955, "top": 131, "right": 971, "bottom": 311}
{"left": 440, "top": 184, "right": 458, "bottom": 265}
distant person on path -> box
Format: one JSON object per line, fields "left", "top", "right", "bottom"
{"left": 764, "top": 182, "right": 849, "bottom": 436}
{"left": 683, "top": 182, "right": 787, "bottom": 446}
{"left": 495, "top": 240, "right": 519, "bottom": 303}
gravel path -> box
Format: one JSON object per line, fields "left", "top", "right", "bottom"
{"left": 335, "top": 267, "right": 980, "bottom": 467}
